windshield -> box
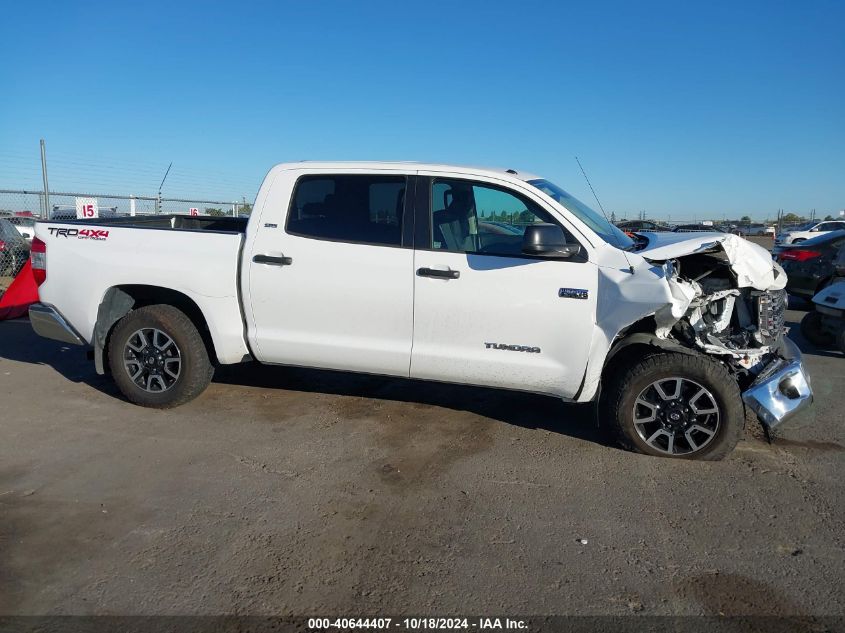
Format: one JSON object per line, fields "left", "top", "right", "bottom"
{"left": 527, "top": 179, "right": 634, "bottom": 250}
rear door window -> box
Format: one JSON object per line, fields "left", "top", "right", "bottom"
{"left": 286, "top": 175, "right": 407, "bottom": 247}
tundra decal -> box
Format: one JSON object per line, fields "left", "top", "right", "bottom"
{"left": 48, "top": 227, "right": 110, "bottom": 241}
{"left": 484, "top": 342, "right": 541, "bottom": 353}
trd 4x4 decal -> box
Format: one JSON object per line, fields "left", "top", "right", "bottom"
{"left": 48, "top": 227, "right": 110, "bottom": 241}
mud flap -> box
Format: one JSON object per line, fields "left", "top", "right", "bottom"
{"left": 92, "top": 288, "right": 135, "bottom": 374}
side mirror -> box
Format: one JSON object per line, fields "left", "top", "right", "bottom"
{"left": 522, "top": 223, "right": 582, "bottom": 259}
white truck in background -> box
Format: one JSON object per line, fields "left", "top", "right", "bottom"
{"left": 29, "top": 162, "right": 812, "bottom": 460}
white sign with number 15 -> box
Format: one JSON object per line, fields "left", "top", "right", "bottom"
{"left": 75, "top": 197, "right": 99, "bottom": 219}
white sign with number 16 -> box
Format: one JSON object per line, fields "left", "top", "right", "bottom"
{"left": 75, "top": 197, "right": 99, "bottom": 219}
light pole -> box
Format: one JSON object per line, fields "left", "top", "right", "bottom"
{"left": 40, "top": 139, "right": 50, "bottom": 219}
{"left": 156, "top": 162, "right": 172, "bottom": 214}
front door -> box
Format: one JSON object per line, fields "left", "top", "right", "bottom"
{"left": 410, "top": 176, "right": 597, "bottom": 397}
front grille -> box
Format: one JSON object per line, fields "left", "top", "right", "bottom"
{"left": 756, "top": 289, "right": 787, "bottom": 345}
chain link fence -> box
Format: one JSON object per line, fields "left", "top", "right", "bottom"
{"left": 0, "top": 189, "right": 245, "bottom": 219}
{"left": 0, "top": 214, "right": 31, "bottom": 292}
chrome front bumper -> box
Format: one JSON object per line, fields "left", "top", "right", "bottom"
{"left": 742, "top": 339, "right": 813, "bottom": 430}
{"left": 29, "top": 303, "right": 87, "bottom": 346}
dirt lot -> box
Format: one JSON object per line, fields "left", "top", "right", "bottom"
{"left": 0, "top": 302, "right": 843, "bottom": 617}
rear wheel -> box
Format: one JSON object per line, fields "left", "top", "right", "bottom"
{"left": 108, "top": 304, "right": 214, "bottom": 408}
{"left": 601, "top": 352, "right": 744, "bottom": 460}
{"left": 800, "top": 310, "right": 834, "bottom": 347}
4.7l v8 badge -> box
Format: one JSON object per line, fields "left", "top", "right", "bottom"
{"left": 559, "top": 288, "right": 589, "bottom": 300}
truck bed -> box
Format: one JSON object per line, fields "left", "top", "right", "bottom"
{"left": 41, "top": 214, "right": 249, "bottom": 234}
{"left": 34, "top": 214, "right": 251, "bottom": 365}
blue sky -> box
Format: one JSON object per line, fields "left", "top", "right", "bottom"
{"left": 1, "top": 0, "right": 843, "bottom": 220}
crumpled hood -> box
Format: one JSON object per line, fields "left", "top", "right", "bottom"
{"left": 636, "top": 231, "right": 787, "bottom": 291}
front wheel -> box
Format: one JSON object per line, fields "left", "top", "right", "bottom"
{"left": 108, "top": 304, "right": 214, "bottom": 408}
{"left": 601, "top": 353, "right": 744, "bottom": 460}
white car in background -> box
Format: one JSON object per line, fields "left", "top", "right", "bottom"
{"left": 776, "top": 220, "right": 845, "bottom": 245}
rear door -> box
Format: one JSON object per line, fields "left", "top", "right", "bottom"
{"left": 409, "top": 174, "right": 597, "bottom": 398}
{"left": 246, "top": 171, "right": 416, "bottom": 377}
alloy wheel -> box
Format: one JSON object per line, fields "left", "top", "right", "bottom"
{"left": 123, "top": 328, "right": 182, "bottom": 393}
{"left": 632, "top": 377, "right": 721, "bottom": 456}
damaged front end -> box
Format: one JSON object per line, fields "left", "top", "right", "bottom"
{"left": 643, "top": 233, "right": 813, "bottom": 432}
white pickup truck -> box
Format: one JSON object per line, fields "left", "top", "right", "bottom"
{"left": 29, "top": 162, "right": 813, "bottom": 460}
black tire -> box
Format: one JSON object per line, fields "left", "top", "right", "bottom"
{"left": 800, "top": 310, "right": 834, "bottom": 347}
{"left": 108, "top": 304, "right": 214, "bottom": 408}
{"left": 601, "top": 352, "right": 744, "bottom": 460}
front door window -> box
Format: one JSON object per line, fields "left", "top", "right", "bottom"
{"left": 429, "top": 179, "right": 574, "bottom": 257}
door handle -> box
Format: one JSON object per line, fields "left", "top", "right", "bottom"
{"left": 253, "top": 254, "right": 293, "bottom": 266}
{"left": 417, "top": 267, "right": 460, "bottom": 279}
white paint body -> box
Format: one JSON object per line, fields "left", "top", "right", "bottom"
{"left": 34, "top": 162, "right": 787, "bottom": 403}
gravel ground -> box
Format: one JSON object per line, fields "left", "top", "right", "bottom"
{"left": 0, "top": 303, "right": 842, "bottom": 617}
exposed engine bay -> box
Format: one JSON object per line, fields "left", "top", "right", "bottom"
{"left": 644, "top": 234, "right": 789, "bottom": 382}
{"left": 661, "top": 252, "right": 786, "bottom": 371}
